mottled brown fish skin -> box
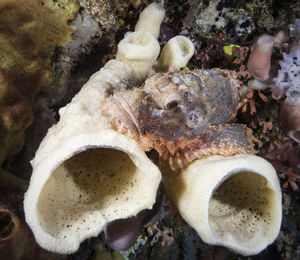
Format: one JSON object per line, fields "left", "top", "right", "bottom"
{"left": 101, "top": 69, "right": 256, "bottom": 171}
{"left": 159, "top": 124, "right": 256, "bottom": 171}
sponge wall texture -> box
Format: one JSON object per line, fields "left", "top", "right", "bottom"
{"left": 117, "top": 31, "right": 160, "bottom": 81}
{"left": 24, "top": 60, "right": 161, "bottom": 254}
{"left": 156, "top": 36, "right": 195, "bottom": 72}
{"left": 163, "top": 154, "right": 282, "bottom": 256}
{"left": 134, "top": 2, "right": 165, "bottom": 39}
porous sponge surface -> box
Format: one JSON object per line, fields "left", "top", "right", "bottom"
{"left": 209, "top": 171, "right": 278, "bottom": 246}
{"left": 37, "top": 148, "right": 147, "bottom": 239}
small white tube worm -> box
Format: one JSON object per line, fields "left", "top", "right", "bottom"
{"left": 156, "top": 36, "right": 195, "bottom": 72}
{"left": 24, "top": 60, "right": 161, "bottom": 254}
{"left": 117, "top": 31, "right": 160, "bottom": 81}
{"left": 164, "top": 154, "right": 282, "bottom": 256}
{"left": 134, "top": 2, "right": 165, "bottom": 39}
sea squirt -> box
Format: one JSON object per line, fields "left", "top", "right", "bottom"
{"left": 102, "top": 69, "right": 256, "bottom": 171}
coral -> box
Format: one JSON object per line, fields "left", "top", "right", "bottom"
{"left": 265, "top": 140, "right": 300, "bottom": 174}
{"left": 194, "top": 37, "right": 227, "bottom": 69}
{"left": 275, "top": 47, "right": 300, "bottom": 105}
{"left": 149, "top": 223, "right": 174, "bottom": 247}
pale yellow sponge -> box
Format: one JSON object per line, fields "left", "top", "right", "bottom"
{"left": 134, "top": 2, "right": 165, "bottom": 39}
{"left": 24, "top": 60, "right": 161, "bottom": 254}
{"left": 156, "top": 36, "right": 195, "bottom": 72}
{"left": 164, "top": 154, "right": 282, "bottom": 256}
{"left": 117, "top": 31, "right": 160, "bottom": 81}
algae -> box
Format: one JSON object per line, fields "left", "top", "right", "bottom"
{"left": 0, "top": 0, "right": 79, "bottom": 165}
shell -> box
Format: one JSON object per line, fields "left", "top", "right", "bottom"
{"left": 102, "top": 69, "right": 256, "bottom": 171}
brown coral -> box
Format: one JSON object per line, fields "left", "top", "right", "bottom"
{"left": 102, "top": 69, "right": 256, "bottom": 171}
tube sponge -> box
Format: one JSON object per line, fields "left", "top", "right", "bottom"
{"left": 280, "top": 99, "right": 300, "bottom": 143}
{"left": 156, "top": 36, "right": 195, "bottom": 72}
{"left": 163, "top": 154, "right": 282, "bottom": 256}
{"left": 247, "top": 34, "right": 274, "bottom": 82}
{"left": 134, "top": 2, "right": 165, "bottom": 39}
{"left": 117, "top": 31, "right": 160, "bottom": 81}
{"left": 24, "top": 60, "right": 161, "bottom": 254}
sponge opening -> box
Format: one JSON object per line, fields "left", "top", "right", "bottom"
{"left": 177, "top": 37, "right": 192, "bottom": 57}
{"left": 128, "top": 32, "right": 152, "bottom": 46}
{"left": 37, "top": 148, "right": 149, "bottom": 240}
{"left": 208, "top": 171, "right": 280, "bottom": 248}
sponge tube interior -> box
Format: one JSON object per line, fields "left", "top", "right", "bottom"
{"left": 156, "top": 36, "right": 195, "bottom": 72}
{"left": 117, "top": 31, "right": 160, "bottom": 81}
{"left": 163, "top": 154, "right": 282, "bottom": 256}
{"left": 209, "top": 170, "right": 281, "bottom": 249}
{"left": 37, "top": 148, "right": 149, "bottom": 240}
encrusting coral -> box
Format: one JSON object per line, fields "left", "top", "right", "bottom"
{"left": 23, "top": 2, "right": 282, "bottom": 257}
